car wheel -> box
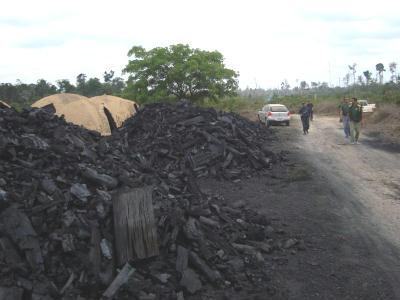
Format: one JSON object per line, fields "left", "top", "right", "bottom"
{"left": 286, "top": 121, "right": 290, "bottom": 126}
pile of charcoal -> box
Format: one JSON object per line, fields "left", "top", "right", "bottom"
{"left": 116, "top": 101, "right": 277, "bottom": 181}
{"left": 0, "top": 103, "right": 302, "bottom": 300}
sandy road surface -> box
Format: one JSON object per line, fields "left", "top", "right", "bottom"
{"left": 291, "top": 115, "right": 400, "bottom": 297}
{"left": 295, "top": 115, "right": 400, "bottom": 248}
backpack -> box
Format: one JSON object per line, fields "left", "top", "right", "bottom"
{"left": 301, "top": 107, "right": 310, "bottom": 118}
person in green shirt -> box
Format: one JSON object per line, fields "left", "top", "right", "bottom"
{"left": 348, "top": 97, "right": 363, "bottom": 144}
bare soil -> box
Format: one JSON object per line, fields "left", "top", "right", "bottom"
{"left": 199, "top": 114, "right": 400, "bottom": 299}
{"left": 363, "top": 104, "right": 400, "bottom": 145}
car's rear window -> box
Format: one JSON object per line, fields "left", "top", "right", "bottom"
{"left": 271, "top": 106, "right": 288, "bottom": 112}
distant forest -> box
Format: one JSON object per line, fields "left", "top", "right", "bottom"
{"left": 2, "top": 62, "right": 400, "bottom": 111}
{"left": 0, "top": 71, "right": 126, "bottom": 110}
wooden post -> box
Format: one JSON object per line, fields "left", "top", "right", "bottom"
{"left": 113, "top": 186, "right": 159, "bottom": 265}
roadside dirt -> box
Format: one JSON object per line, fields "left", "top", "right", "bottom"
{"left": 199, "top": 114, "right": 400, "bottom": 299}
{"left": 364, "top": 104, "right": 400, "bottom": 145}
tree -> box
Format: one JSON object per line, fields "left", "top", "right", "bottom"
{"left": 280, "top": 79, "right": 290, "bottom": 95}
{"left": 363, "top": 70, "right": 372, "bottom": 85}
{"left": 111, "top": 77, "right": 125, "bottom": 94}
{"left": 389, "top": 62, "right": 397, "bottom": 83}
{"left": 101, "top": 70, "right": 125, "bottom": 95}
{"left": 310, "top": 82, "right": 318, "bottom": 89}
{"left": 348, "top": 63, "right": 357, "bottom": 85}
{"left": 103, "top": 70, "right": 115, "bottom": 83}
{"left": 57, "top": 79, "right": 76, "bottom": 93}
{"left": 76, "top": 74, "right": 107, "bottom": 96}
{"left": 34, "top": 79, "right": 57, "bottom": 98}
{"left": 375, "top": 63, "right": 385, "bottom": 84}
{"left": 84, "top": 78, "right": 104, "bottom": 97}
{"left": 300, "top": 81, "right": 308, "bottom": 89}
{"left": 76, "top": 73, "right": 87, "bottom": 95}
{"left": 280, "top": 79, "right": 290, "bottom": 90}
{"left": 319, "top": 82, "right": 329, "bottom": 89}
{"left": 357, "top": 75, "right": 364, "bottom": 85}
{"left": 123, "top": 44, "right": 238, "bottom": 103}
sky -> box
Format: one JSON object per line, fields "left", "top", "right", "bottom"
{"left": 1, "top": 0, "right": 400, "bottom": 89}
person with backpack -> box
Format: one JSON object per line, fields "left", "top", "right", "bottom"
{"left": 338, "top": 97, "right": 351, "bottom": 138}
{"left": 299, "top": 103, "right": 310, "bottom": 134}
{"left": 348, "top": 97, "right": 363, "bottom": 144}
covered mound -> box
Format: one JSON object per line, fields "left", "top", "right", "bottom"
{"left": 0, "top": 100, "right": 11, "bottom": 109}
{"left": 32, "top": 93, "right": 111, "bottom": 135}
{"left": 89, "top": 95, "right": 138, "bottom": 128}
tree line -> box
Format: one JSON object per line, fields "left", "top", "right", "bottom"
{"left": 2, "top": 44, "right": 399, "bottom": 110}
{"left": 1, "top": 44, "right": 238, "bottom": 110}
{"left": 277, "top": 62, "right": 399, "bottom": 93}
{"left": 0, "top": 71, "right": 125, "bottom": 110}
{"left": 343, "top": 62, "right": 398, "bottom": 86}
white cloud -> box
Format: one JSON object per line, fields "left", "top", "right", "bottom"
{"left": 1, "top": 0, "right": 400, "bottom": 88}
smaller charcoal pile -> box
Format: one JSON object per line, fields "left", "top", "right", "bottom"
{"left": 0, "top": 103, "right": 302, "bottom": 300}
{"left": 116, "top": 101, "right": 277, "bottom": 182}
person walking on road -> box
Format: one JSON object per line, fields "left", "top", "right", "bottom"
{"left": 307, "top": 102, "right": 314, "bottom": 121}
{"left": 299, "top": 103, "right": 310, "bottom": 134}
{"left": 339, "top": 98, "right": 351, "bottom": 138}
{"left": 348, "top": 97, "right": 363, "bottom": 144}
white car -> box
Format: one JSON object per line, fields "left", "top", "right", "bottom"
{"left": 358, "top": 99, "right": 376, "bottom": 113}
{"left": 257, "top": 104, "right": 291, "bottom": 127}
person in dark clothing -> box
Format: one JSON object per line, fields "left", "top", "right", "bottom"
{"left": 299, "top": 103, "right": 310, "bottom": 134}
{"left": 338, "top": 97, "right": 351, "bottom": 138}
{"left": 307, "top": 102, "right": 314, "bottom": 121}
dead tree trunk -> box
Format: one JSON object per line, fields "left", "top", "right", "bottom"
{"left": 113, "top": 186, "right": 159, "bottom": 265}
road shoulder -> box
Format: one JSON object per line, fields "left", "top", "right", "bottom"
{"left": 200, "top": 116, "right": 400, "bottom": 299}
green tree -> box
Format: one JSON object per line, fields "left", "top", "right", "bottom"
{"left": 123, "top": 44, "right": 238, "bottom": 103}
{"left": 84, "top": 78, "right": 105, "bottom": 97}
{"left": 111, "top": 77, "right": 125, "bottom": 94}
{"left": 375, "top": 63, "right": 385, "bottom": 84}
{"left": 57, "top": 79, "right": 76, "bottom": 93}
{"left": 102, "top": 70, "right": 125, "bottom": 95}
{"left": 34, "top": 79, "right": 57, "bottom": 98}
{"left": 76, "top": 73, "right": 87, "bottom": 95}
{"left": 363, "top": 70, "right": 372, "bottom": 85}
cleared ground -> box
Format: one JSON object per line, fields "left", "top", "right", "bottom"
{"left": 200, "top": 114, "right": 400, "bottom": 299}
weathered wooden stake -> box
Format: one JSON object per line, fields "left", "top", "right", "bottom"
{"left": 113, "top": 186, "right": 159, "bottom": 265}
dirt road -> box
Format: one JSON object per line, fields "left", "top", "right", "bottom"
{"left": 296, "top": 115, "right": 400, "bottom": 248}
{"left": 292, "top": 115, "right": 400, "bottom": 297}
{"left": 201, "top": 114, "right": 400, "bottom": 299}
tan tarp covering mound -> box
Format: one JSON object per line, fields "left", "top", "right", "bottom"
{"left": 89, "top": 95, "right": 138, "bottom": 128}
{"left": 0, "top": 100, "right": 11, "bottom": 109}
{"left": 32, "top": 93, "right": 112, "bottom": 135}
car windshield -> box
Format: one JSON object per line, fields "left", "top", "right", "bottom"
{"left": 271, "top": 106, "right": 288, "bottom": 112}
